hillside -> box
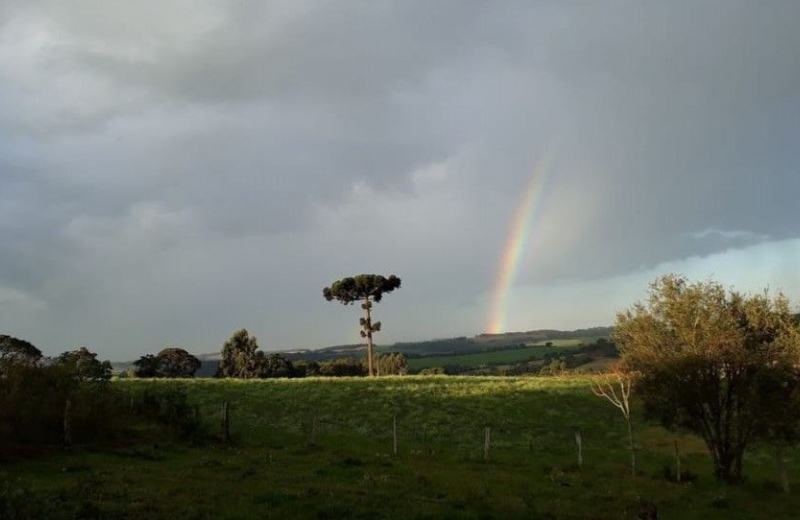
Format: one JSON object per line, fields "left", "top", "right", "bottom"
{"left": 113, "top": 326, "right": 615, "bottom": 376}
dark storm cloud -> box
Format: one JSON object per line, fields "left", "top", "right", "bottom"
{"left": 0, "top": 0, "right": 798, "bottom": 356}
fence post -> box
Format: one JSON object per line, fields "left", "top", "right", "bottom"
{"left": 221, "top": 402, "right": 230, "bottom": 443}
{"left": 484, "top": 427, "right": 491, "bottom": 462}
{"left": 311, "top": 413, "right": 318, "bottom": 443}
{"left": 777, "top": 448, "right": 790, "bottom": 494}
{"left": 63, "top": 399, "right": 72, "bottom": 448}
{"left": 393, "top": 414, "right": 398, "bottom": 455}
{"left": 575, "top": 429, "right": 583, "bottom": 469}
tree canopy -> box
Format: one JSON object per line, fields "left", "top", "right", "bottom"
{"left": 614, "top": 274, "right": 800, "bottom": 482}
{"left": 218, "top": 329, "right": 260, "bottom": 378}
{"left": 323, "top": 274, "right": 402, "bottom": 305}
{"left": 133, "top": 348, "right": 201, "bottom": 378}
{"left": 216, "top": 329, "right": 295, "bottom": 379}
{"left": 0, "top": 334, "right": 42, "bottom": 368}
{"left": 156, "top": 348, "right": 202, "bottom": 378}
{"left": 56, "top": 347, "right": 113, "bottom": 381}
{"left": 323, "top": 274, "right": 401, "bottom": 376}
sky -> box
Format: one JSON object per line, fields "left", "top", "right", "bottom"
{"left": 1, "top": 1, "right": 799, "bottom": 359}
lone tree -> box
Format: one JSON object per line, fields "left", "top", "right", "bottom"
{"left": 156, "top": 347, "right": 201, "bottom": 378}
{"left": 591, "top": 366, "right": 636, "bottom": 476}
{"left": 614, "top": 274, "right": 800, "bottom": 483}
{"left": 323, "top": 274, "right": 401, "bottom": 376}
{"left": 218, "top": 329, "right": 260, "bottom": 378}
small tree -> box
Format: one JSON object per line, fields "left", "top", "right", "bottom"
{"left": 257, "top": 353, "right": 294, "bottom": 378}
{"left": 133, "top": 354, "right": 159, "bottom": 377}
{"left": 218, "top": 329, "right": 260, "bottom": 378}
{"left": 591, "top": 367, "right": 636, "bottom": 476}
{"left": 0, "top": 335, "right": 42, "bottom": 368}
{"left": 56, "top": 347, "right": 113, "bottom": 381}
{"left": 377, "top": 352, "right": 409, "bottom": 375}
{"left": 615, "top": 274, "right": 800, "bottom": 483}
{"left": 156, "top": 348, "right": 201, "bottom": 378}
{"left": 319, "top": 357, "right": 367, "bottom": 377}
{"left": 323, "top": 274, "right": 401, "bottom": 376}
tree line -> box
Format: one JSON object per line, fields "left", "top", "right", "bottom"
{"left": 0, "top": 335, "right": 203, "bottom": 453}
{"left": 214, "top": 328, "right": 408, "bottom": 378}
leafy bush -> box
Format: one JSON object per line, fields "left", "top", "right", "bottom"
{"left": 130, "top": 386, "right": 203, "bottom": 440}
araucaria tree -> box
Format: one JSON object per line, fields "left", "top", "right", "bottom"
{"left": 323, "top": 274, "right": 401, "bottom": 376}
{"left": 614, "top": 274, "right": 800, "bottom": 483}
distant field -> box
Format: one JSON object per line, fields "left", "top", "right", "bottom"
{"left": 408, "top": 341, "right": 584, "bottom": 370}
{"left": 529, "top": 338, "right": 586, "bottom": 347}
{"left": 4, "top": 376, "right": 799, "bottom": 519}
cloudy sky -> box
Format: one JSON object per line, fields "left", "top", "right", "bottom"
{"left": 2, "top": 1, "right": 799, "bottom": 359}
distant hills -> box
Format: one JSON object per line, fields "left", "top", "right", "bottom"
{"left": 113, "top": 326, "right": 614, "bottom": 376}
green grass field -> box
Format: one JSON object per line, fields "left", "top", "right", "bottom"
{"left": 3, "top": 376, "right": 799, "bottom": 519}
{"left": 408, "top": 341, "right": 583, "bottom": 370}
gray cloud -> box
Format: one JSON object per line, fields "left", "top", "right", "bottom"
{"left": 1, "top": 1, "right": 798, "bottom": 357}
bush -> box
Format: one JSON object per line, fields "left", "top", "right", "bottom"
{"left": 130, "top": 386, "right": 203, "bottom": 440}
{"left": 0, "top": 362, "right": 131, "bottom": 448}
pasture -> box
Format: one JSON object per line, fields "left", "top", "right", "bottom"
{"left": 407, "top": 343, "right": 583, "bottom": 370}
{"left": 2, "top": 376, "right": 799, "bottom": 519}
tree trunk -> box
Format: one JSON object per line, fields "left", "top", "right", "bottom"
{"left": 63, "top": 399, "right": 72, "bottom": 448}
{"left": 626, "top": 416, "right": 636, "bottom": 477}
{"left": 711, "top": 446, "right": 742, "bottom": 483}
{"left": 364, "top": 298, "right": 375, "bottom": 376}
{"left": 776, "top": 448, "right": 791, "bottom": 494}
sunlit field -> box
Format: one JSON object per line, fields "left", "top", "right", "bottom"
{"left": 4, "top": 376, "right": 799, "bottom": 519}
{"left": 407, "top": 342, "right": 584, "bottom": 370}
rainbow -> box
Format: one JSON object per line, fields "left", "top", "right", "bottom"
{"left": 486, "top": 152, "right": 555, "bottom": 334}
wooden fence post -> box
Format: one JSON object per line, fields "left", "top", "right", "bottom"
{"left": 777, "top": 448, "right": 790, "bottom": 494}
{"left": 575, "top": 429, "right": 583, "bottom": 469}
{"left": 484, "top": 427, "right": 491, "bottom": 462}
{"left": 221, "top": 402, "right": 230, "bottom": 443}
{"left": 393, "top": 415, "right": 398, "bottom": 455}
{"left": 63, "top": 399, "right": 72, "bottom": 448}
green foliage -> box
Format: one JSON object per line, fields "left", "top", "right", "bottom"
{"left": 0, "top": 334, "right": 42, "bottom": 367}
{"left": 539, "top": 358, "right": 569, "bottom": 375}
{"left": 318, "top": 357, "right": 367, "bottom": 377}
{"left": 133, "top": 354, "right": 159, "bottom": 377}
{"left": 257, "top": 352, "right": 295, "bottom": 378}
{"left": 322, "top": 274, "right": 402, "bottom": 305}
{"left": 130, "top": 386, "right": 203, "bottom": 439}
{"left": 292, "top": 359, "right": 320, "bottom": 377}
{"left": 56, "top": 347, "right": 112, "bottom": 381}
{"left": 218, "top": 328, "right": 260, "bottom": 378}
{"left": 0, "top": 360, "right": 126, "bottom": 447}
{"left": 377, "top": 352, "right": 408, "bottom": 375}
{"left": 0, "top": 336, "right": 207, "bottom": 452}
{"left": 417, "top": 366, "right": 447, "bottom": 375}
{"left": 215, "top": 330, "right": 297, "bottom": 379}
{"left": 154, "top": 347, "right": 201, "bottom": 378}
{"left": 615, "top": 274, "right": 800, "bottom": 483}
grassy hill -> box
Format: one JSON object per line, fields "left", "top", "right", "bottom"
{"left": 112, "top": 327, "right": 616, "bottom": 377}
{"left": 4, "top": 376, "right": 799, "bottom": 519}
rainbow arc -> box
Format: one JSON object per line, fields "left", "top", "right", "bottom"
{"left": 486, "top": 152, "right": 555, "bottom": 334}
